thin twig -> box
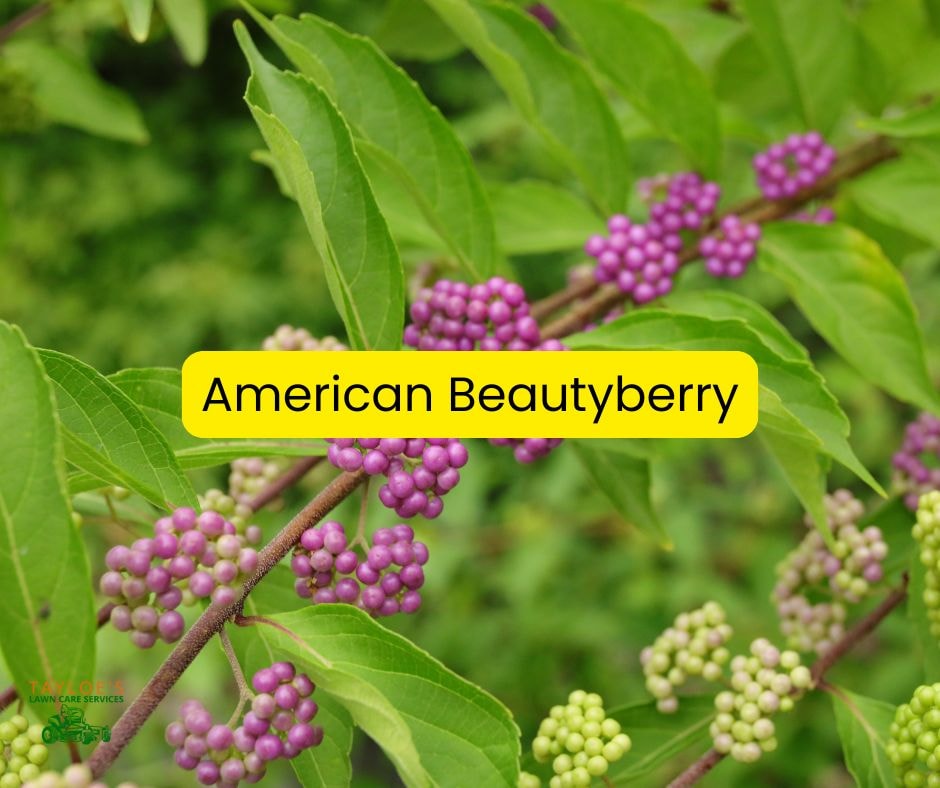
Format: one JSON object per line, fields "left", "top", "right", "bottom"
{"left": 235, "top": 613, "right": 333, "bottom": 668}
{"left": 667, "top": 573, "right": 910, "bottom": 788}
{"left": 87, "top": 470, "right": 365, "bottom": 778}
{"left": 219, "top": 628, "right": 254, "bottom": 726}
{"left": 0, "top": 1, "right": 50, "bottom": 46}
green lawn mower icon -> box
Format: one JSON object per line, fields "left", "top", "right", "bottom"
{"left": 41, "top": 705, "right": 111, "bottom": 745}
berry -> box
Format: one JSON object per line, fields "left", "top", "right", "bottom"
{"left": 640, "top": 602, "right": 732, "bottom": 712}
{"left": 530, "top": 691, "right": 630, "bottom": 788}
{"left": 166, "top": 663, "right": 322, "bottom": 786}
{"left": 488, "top": 438, "right": 564, "bottom": 464}
{"left": 698, "top": 215, "right": 761, "bottom": 278}
{"left": 327, "top": 438, "right": 467, "bottom": 519}
{"left": 773, "top": 490, "right": 887, "bottom": 655}
{"left": 888, "top": 682, "right": 940, "bottom": 785}
{"left": 710, "top": 639, "right": 810, "bottom": 763}
{"left": 292, "top": 521, "right": 428, "bottom": 617}
{"left": 893, "top": 414, "right": 940, "bottom": 510}
{"left": 752, "top": 132, "right": 837, "bottom": 200}
{"left": 405, "top": 276, "right": 541, "bottom": 351}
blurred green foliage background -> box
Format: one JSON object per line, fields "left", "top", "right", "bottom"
{"left": 2, "top": 0, "right": 940, "bottom": 785}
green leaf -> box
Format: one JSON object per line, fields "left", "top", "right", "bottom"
{"left": 546, "top": 0, "right": 722, "bottom": 175}
{"left": 108, "top": 367, "right": 325, "bottom": 468}
{"left": 861, "top": 102, "right": 940, "bottom": 138}
{"left": 488, "top": 179, "right": 604, "bottom": 255}
{"left": 830, "top": 686, "right": 896, "bottom": 787}
{"left": 38, "top": 350, "right": 197, "bottom": 509}
{"left": 372, "top": 0, "right": 464, "bottom": 61}
{"left": 246, "top": 9, "right": 499, "bottom": 280}
{"left": 849, "top": 151, "right": 940, "bottom": 247}
{"left": 226, "top": 571, "right": 354, "bottom": 788}
{"left": 422, "top": 0, "right": 630, "bottom": 214}
{"left": 606, "top": 696, "right": 714, "bottom": 782}
{"left": 0, "top": 323, "right": 96, "bottom": 719}
{"left": 565, "top": 310, "right": 882, "bottom": 498}
{"left": 758, "top": 222, "right": 940, "bottom": 414}
{"left": 157, "top": 0, "right": 208, "bottom": 65}
{"left": 2, "top": 41, "right": 148, "bottom": 143}
{"left": 254, "top": 606, "right": 520, "bottom": 787}
{"left": 570, "top": 440, "right": 669, "bottom": 548}
{"left": 739, "top": 0, "right": 854, "bottom": 132}
{"left": 757, "top": 386, "right": 830, "bottom": 540}
{"left": 910, "top": 554, "right": 940, "bottom": 680}
{"left": 122, "top": 0, "right": 154, "bottom": 42}
{"left": 236, "top": 23, "right": 404, "bottom": 350}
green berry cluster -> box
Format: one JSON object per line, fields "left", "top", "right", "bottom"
{"left": 24, "top": 764, "right": 139, "bottom": 788}
{"left": 914, "top": 492, "right": 940, "bottom": 640}
{"left": 228, "top": 457, "right": 291, "bottom": 507}
{"left": 531, "top": 691, "right": 631, "bottom": 787}
{"left": 888, "top": 683, "right": 940, "bottom": 787}
{"left": 709, "top": 638, "right": 812, "bottom": 763}
{"left": 640, "top": 601, "right": 732, "bottom": 713}
{"left": 517, "top": 771, "right": 541, "bottom": 788}
{"left": 0, "top": 715, "right": 48, "bottom": 788}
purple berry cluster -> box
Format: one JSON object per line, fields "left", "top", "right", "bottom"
{"left": 292, "top": 521, "right": 427, "bottom": 616}
{"left": 752, "top": 132, "right": 836, "bottom": 200}
{"left": 327, "top": 438, "right": 467, "bottom": 519}
{"left": 791, "top": 206, "right": 836, "bottom": 224}
{"left": 773, "top": 490, "right": 887, "bottom": 655}
{"left": 100, "top": 507, "right": 261, "bottom": 648}
{"left": 488, "top": 438, "right": 564, "bottom": 464}
{"left": 404, "top": 276, "right": 541, "bottom": 351}
{"left": 166, "top": 661, "right": 322, "bottom": 786}
{"left": 698, "top": 215, "right": 762, "bottom": 278}
{"left": 586, "top": 173, "right": 720, "bottom": 303}
{"left": 893, "top": 413, "right": 940, "bottom": 510}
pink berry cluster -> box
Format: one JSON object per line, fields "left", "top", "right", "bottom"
{"left": 586, "top": 172, "right": 720, "bottom": 303}
{"left": 292, "top": 521, "right": 427, "bottom": 616}
{"left": 698, "top": 215, "right": 762, "bottom": 278}
{"left": 752, "top": 132, "right": 836, "bottom": 200}
{"left": 488, "top": 438, "right": 564, "bottom": 464}
{"left": 327, "top": 438, "right": 467, "bottom": 518}
{"left": 261, "top": 324, "right": 346, "bottom": 351}
{"left": 791, "top": 206, "right": 835, "bottom": 224}
{"left": 228, "top": 457, "right": 291, "bottom": 507}
{"left": 166, "top": 661, "right": 322, "bottom": 786}
{"left": 100, "top": 507, "right": 261, "bottom": 648}
{"left": 404, "top": 276, "right": 542, "bottom": 351}
{"left": 893, "top": 412, "right": 940, "bottom": 510}
{"left": 773, "top": 490, "right": 888, "bottom": 655}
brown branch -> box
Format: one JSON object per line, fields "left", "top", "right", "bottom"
{"left": 0, "top": 2, "right": 50, "bottom": 46}
{"left": 87, "top": 469, "right": 365, "bottom": 778}
{"left": 667, "top": 573, "right": 910, "bottom": 788}
{"left": 535, "top": 136, "right": 899, "bottom": 337}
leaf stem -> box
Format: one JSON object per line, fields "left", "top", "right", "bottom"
{"left": 219, "top": 628, "right": 254, "bottom": 727}
{"left": 235, "top": 613, "right": 333, "bottom": 668}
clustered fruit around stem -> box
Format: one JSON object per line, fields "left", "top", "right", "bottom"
{"left": 99, "top": 506, "right": 261, "bottom": 648}
{"left": 773, "top": 490, "right": 888, "bottom": 656}
{"left": 530, "top": 691, "right": 631, "bottom": 787}
{"left": 894, "top": 414, "right": 940, "bottom": 511}
{"left": 0, "top": 714, "right": 48, "bottom": 788}
{"left": 326, "top": 438, "right": 467, "bottom": 518}
{"left": 888, "top": 683, "right": 940, "bottom": 787}
{"left": 914, "top": 491, "right": 940, "bottom": 640}
{"left": 292, "top": 521, "right": 427, "bottom": 616}
{"left": 166, "top": 661, "right": 322, "bottom": 787}
{"left": 710, "top": 638, "right": 812, "bottom": 763}
{"left": 640, "top": 601, "right": 732, "bottom": 713}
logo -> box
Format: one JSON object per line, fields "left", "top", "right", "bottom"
{"left": 28, "top": 678, "right": 125, "bottom": 705}
{"left": 41, "top": 705, "right": 111, "bottom": 745}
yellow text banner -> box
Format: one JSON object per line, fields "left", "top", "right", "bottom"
{"left": 182, "top": 351, "right": 758, "bottom": 439}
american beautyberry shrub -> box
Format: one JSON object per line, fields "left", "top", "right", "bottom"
{"left": 640, "top": 601, "right": 732, "bottom": 713}
{"left": 100, "top": 506, "right": 261, "bottom": 648}
{"left": 292, "top": 521, "right": 427, "bottom": 616}
{"left": 752, "top": 132, "right": 837, "bottom": 200}
{"left": 0, "top": 714, "right": 48, "bottom": 788}
{"left": 327, "top": 438, "right": 467, "bottom": 519}
{"left": 894, "top": 413, "right": 940, "bottom": 510}
{"left": 404, "top": 276, "right": 542, "bottom": 351}
{"left": 773, "top": 490, "right": 887, "bottom": 655}
{"left": 914, "top": 491, "right": 940, "bottom": 640}
{"left": 166, "top": 662, "right": 322, "bottom": 786}
{"left": 261, "top": 324, "right": 346, "bottom": 352}
{"left": 710, "top": 639, "right": 812, "bottom": 763}
{"left": 530, "top": 691, "right": 631, "bottom": 787}
{"left": 698, "top": 215, "right": 761, "bottom": 279}
{"left": 888, "top": 684, "right": 940, "bottom": 786}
